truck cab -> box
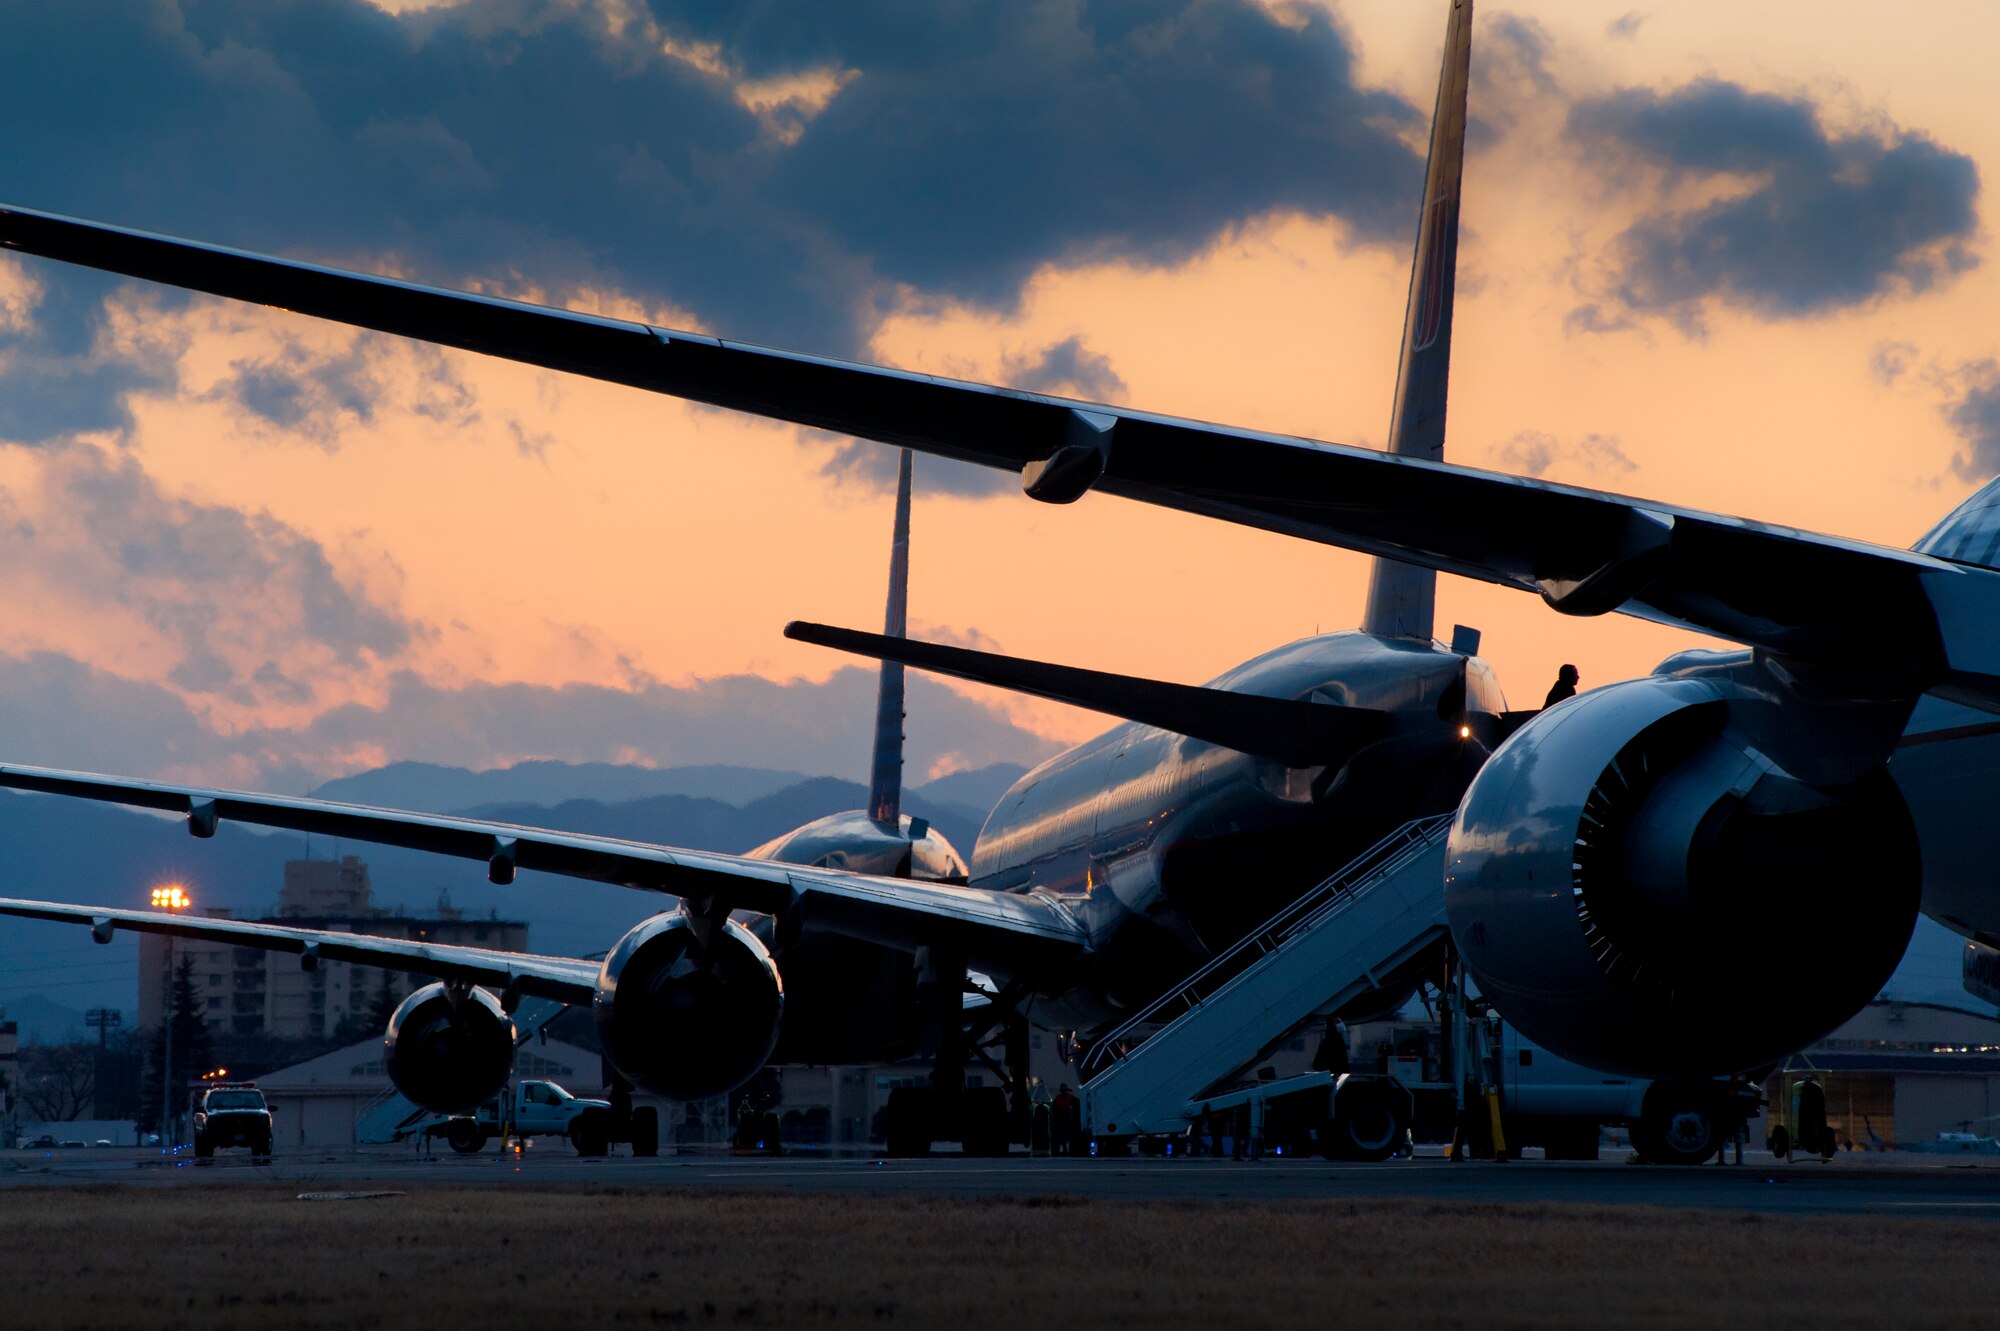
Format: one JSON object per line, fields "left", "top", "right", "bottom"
{"left": 190, "top": 1082, "right": 273, "bottom": 1161}
{"left": 425, "top": 1079, "right": 656, "bottom": 1158}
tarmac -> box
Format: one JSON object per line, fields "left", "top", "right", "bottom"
{"left": 7, "top": 1143, "right": 2000, "bottom": 1217}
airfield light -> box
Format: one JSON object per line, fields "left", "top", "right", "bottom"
{"left": 151, "top": 884, "right": 191, "bottom": 911}
{"left": 1458, "top": 725, "right": 1471, "bottom": 740}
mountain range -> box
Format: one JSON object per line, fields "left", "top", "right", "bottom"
{"left": 0, "top": 759, "right": 1027, "bottom": 1041}
{"left": 0, "top": 756, "right": 1981, "bottom": 1042}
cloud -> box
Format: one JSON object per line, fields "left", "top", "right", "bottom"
{"left": 0, "top": 647, "right": 1063, "bottom": 793}
{"left": 1567, "top": 79, "right": 1981, "bottom": 327}
{"left": 1943, "top": 360, "right": 2000, "bottom": 479}
{"left": 0, "top": 439, "right": 423, "bottom": 711}
{"left": 0, "top": 0, "right": 1423, "bottom": 453}
{"left": 1605, "top": 12, "right": 1649, "bottom": 40}
{"left": 1493, "top": 429, "right": 1636, "bottom": 479}
{"left": 1871, "top": 340, "right": 1918, "bottom": 386}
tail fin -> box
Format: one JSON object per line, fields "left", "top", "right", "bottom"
{"left": 1361, "top": 0, "right": 1474, "bottom": 641}
{"left": 866, "top": 449, "right": 914, "bottom": 827}
{"left": 791, "top": 620, "right": 1386, "bottom": 769}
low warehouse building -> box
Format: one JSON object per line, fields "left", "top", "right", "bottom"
{"left": 259, "top": 1038, "right": 605, "bottom": 1150}
{"left": 1769, "top": 1001, "right": 2000, "bottom": 1149}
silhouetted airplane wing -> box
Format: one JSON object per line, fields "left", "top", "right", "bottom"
{"left": 0, "top": 895, "right": 602, "bottom": 1002}
{"left": 0, "top": 203, "right": 1978, "bottom": 688}
{"left": 0, "top": 764, "right": 1087, "bottom": 972}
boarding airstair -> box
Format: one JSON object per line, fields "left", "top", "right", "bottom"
{"left": 355, "top": 995, "right": 571, "bottom": 1144}
{"left": 1080, "top": 813, "right": 1453, "bottom": 1139}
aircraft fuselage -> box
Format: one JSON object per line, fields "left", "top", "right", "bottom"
{"left": 765, "top": 629, "right": 1502, "bottom": 1060}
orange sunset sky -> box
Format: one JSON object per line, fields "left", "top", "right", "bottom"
{"left": 2, "top": 0, "right": 1997, "bottom": 792}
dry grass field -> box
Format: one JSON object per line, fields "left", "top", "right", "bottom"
{"left": 2, "top": 1185, "right": 1995, "bottom": 1329}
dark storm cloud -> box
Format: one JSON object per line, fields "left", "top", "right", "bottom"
{"left": 1008, "top": 335, "right": 1127, "bottom": 401}
{"left": 206, "top": 334, "right": 479, "bottom": 447}
{"left": 656, "top": 0, "right": 1421, "bottom": 305}
{"left": 1945, "top": 362, "right": 2000, "bottom": 479}
{"left": 820, "top": 334, "right": 1130, "bottom": 496}
{"left": 0, "top": 0, "right": 1423, "bottom": 448}
{"left": 1568, "top": 80, "right": 1980, "bottom": 324}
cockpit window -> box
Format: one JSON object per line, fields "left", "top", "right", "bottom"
{"left": 1915, "top": 476, "right": 2000, "bottom": 570}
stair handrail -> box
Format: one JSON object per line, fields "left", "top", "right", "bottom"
{"left": 1079, "top": 812, "right": 1453, "bottom": 1078}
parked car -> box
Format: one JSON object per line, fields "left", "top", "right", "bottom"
{"left": 26, "top": 1134, "right": 56, "bottom": 1149}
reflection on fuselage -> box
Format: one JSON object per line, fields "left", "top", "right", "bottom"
{"left": 972, "top": 630, "right": 1501, "bottom": 1031}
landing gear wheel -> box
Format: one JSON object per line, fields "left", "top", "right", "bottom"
{"left": 446, "top": 1119, "right": 487, "bottom": 1155}
{"left": 961, "top": 1086, "right": 1011, "bottom": 1158}
{"left": 884, "top": 1086, "right": 934, "bottom": 1158}
{"left": 631, "top": 1106, "right": 660, "bottom": 1158}
{"left": 1634, "top": 1087, "right": 1719, "bottom": 1165}
{"left": 1542, "top": 1122, "right": 1602, "bottom": 1162}
{"left": 1768, "top": 1125, "right": 1791, "bottom": 1160}
{"left": 1322, "top": 1088, "right": 1406, "bottom": 1162}
{"left": 570, "top": 1112, "right": 609, "bottom": 1158}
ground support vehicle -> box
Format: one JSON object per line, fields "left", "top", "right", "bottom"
{"left": 190, "top": 1083, "right": 273, "bottom": 1161}
{"left": 1356, "top": 1010, "right": 1761, "bottom": 1165}
{"left": 410, "top": 1079, "right": 658, "bottom": 1158}
{"left": 1117, "top": 1002, "right": 1760, "bottom": 1166}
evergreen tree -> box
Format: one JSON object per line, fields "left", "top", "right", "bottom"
{"left": 141, "top": 951, "right": 219, "bottom": 1135}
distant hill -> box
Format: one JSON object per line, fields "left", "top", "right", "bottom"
{"left": 914, "top": 763, "right": 1028, "bottom": 815}
{"left": 311, "top": 760, "right": 814, "bottom": 813}
{"left": 0, "top": 993, "right": 85, "bottom": 1045}
{"left": 308, "top": 757, "right": 1026, "bottom": 824}
{"left": 464, "top": 779, "right": 989, "bottom": 869}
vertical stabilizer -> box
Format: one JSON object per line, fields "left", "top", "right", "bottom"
{"left": 1361, "top": 0, "right": 1473, "bottom": 641}
{"left": 867, "top": 449, "right": 914, "bottom": 827}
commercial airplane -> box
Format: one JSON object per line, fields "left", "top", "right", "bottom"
{"left": 0, "top": 0, "right": 1984, "bottom": 1120}
{"left": 0, "top": 1, "right": 1496, "bottom": 1153}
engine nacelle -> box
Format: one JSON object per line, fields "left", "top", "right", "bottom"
{"left": 1447, "top": 677, "right": 1920, "bottom": 1077}
{"left": 382, "top": 982, "right": 517, "bottom": 1114}
{"left": 594, "top": 910, "right": 784, "bottom": 1101}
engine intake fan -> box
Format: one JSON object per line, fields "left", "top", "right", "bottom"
{"left": 1446, "top": 676, "right": 1920, "bottom": 1077}
{"left": 594, "top": 910, "right": 784, "bottom": 1102}
{"left": 382, "top": 982, "right": 516, "bottom": 1115}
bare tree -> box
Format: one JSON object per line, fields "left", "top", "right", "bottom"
{"left": 19, "top": 1043, "right": 96, "bottom": 1122}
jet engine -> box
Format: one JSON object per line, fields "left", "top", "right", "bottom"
{"left": 382, "top": 982, "right": 517, "bottom": 1114}
{"left": 593, "top": 910, "right": 785, "bottom": 1101}
{"left": 1446, "top": 676, "right": 1919, "bottom": 1077}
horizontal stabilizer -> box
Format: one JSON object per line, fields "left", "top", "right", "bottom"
{"left": 785, "top": 621, "right": 1384, "bottom": 767}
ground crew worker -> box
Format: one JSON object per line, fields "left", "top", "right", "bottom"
{"left": 1051, "top": 1083, "right": 1080, "bottom": 1156}
{"left": 1028, "top": 1076, "right": 1053, "bottom": 1154}
{"left": 1544, "top": 664, "right": 1580, "bottom": 708}
{"left": 1311, "top": 1017, "right": 1350, "bottom": 1075}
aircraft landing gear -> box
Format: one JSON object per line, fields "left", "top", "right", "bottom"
{"left": 886, "top": 949, "right": 1034, "bottom": 1157}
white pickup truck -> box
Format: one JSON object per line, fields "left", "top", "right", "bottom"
{"left": 421, "top": 1080, "right": 656, "bottom": 1157}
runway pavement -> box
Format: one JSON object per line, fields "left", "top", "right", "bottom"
{"left": 7, "top": 1143, "right": 2000, "bottom": 1217}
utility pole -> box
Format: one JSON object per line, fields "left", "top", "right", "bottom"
{"left": 85, "top": 1008, "right": 121, "bottom": 1049}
